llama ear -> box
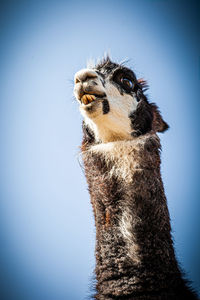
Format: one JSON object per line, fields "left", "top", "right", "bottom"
{"left": 150, "top": 103, "right": 169, "bottom": 133}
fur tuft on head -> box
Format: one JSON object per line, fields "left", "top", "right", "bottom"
{"left": 95, "top": 53, "right": 112, "bottom": 69}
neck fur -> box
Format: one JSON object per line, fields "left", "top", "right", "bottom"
{"left": 81, "top": 134, "right": 196, "bottom": 299}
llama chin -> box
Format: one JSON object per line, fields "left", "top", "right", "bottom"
{"left": 74, "top": 56, "right": 197, "bottom": 300}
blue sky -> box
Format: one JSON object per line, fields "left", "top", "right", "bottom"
{"left": 0, "top": 0, "right": 199, "bottom": 299}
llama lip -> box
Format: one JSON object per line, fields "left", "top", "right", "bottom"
{"left": 80, "top": 93, "right": 106, "bottom": 105}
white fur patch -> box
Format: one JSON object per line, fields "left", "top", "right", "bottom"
{"left": 119, "top": 206, "right": 141, "bottom": 264}
{"left": 88, "top": 136, "right": 150, "bottom": 183}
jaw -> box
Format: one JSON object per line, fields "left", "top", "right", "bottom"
{"left": 93, "top": 118, "right": 133, "bottom": 143}
{"left": 80, "top": 96, "right": 104, "bottom": 115}
{"left": 81, "top": 101, "right": 134, "bottom": 143}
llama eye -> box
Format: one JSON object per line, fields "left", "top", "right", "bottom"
{"left": 120, "top": 77, "right": 134, "bottom": 89}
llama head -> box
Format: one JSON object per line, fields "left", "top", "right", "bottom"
{"left": 74, "top": 56, "right": 169, "bottom": 143}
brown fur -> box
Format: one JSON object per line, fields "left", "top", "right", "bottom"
{"left": 81, "top": 134, "right": 197, "bottom": 300}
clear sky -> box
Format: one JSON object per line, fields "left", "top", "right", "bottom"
{"left": 0, "top": 0, "right": 199, "bottom": 299}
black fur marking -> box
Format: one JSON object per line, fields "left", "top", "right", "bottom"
{"left": 95, "top": 57, "right": 149, "bottom": 97}
{"left": 112, "top": 67, "right": 137, "bottom": 95}
{"left": 96, "top": 70, "right": 105, "bottom": 79}
{"left": 102, "top": 99, "right": 110, "bottom": 114}
{"left": 96, "top": 59, "right": 144, "bottom": 100}
{"left": 95, "top": 71, "right": 106, "bottom": 87}
{"left": 100, "top": 78, "right": 105, "bottom": 88}
{"left": 129, "top": 100, "right": 153, "bottom": 136}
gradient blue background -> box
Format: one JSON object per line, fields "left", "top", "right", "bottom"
{"left": 0, "top": 0, "right": 199, "bottom": 299}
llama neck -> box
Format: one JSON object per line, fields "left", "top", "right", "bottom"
{"left": 82, "top": 134, "right": 185, "bottom": 299}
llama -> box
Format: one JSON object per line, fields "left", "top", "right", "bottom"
{"left": 73, "top": 56, "right": 197, "bottom": 300}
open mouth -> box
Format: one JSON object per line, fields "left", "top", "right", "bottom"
{"left": 81, "top": 94, "right": 96, "bottom": 105}
{"left": 80, "top": 93, "right": 106, "bottom": 105}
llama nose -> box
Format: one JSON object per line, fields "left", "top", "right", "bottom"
{"left": 74, "top": 69, "right": 98, "bottom": 84}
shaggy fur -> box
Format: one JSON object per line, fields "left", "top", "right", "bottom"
{"left": 74, "top": 57, "right": 198, "bottom": 300}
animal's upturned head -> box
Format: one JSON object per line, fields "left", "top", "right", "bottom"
{"left": 74, "top": 56, "right": 168, "bottom": 144}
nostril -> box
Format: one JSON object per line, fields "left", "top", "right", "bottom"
{"left": 75, "top": 78, "right": 80, "bottom": 84}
